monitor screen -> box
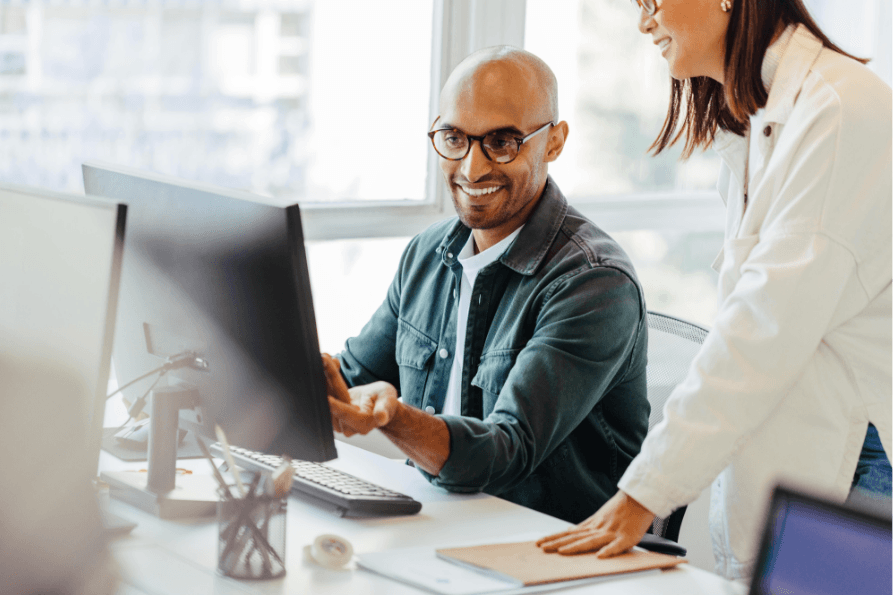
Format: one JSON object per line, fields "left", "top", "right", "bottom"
{"left": 83, "top": 162, "right": 337, "bottom": 462}
{"left": 750, "top": 486, "right": 892, "bottom": 595}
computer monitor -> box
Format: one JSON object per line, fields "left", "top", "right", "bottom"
{"left": 83, "top": 162, "right": 337, "bottom": 466}
{"left": 750, "top": 486, "right": 892, "bottom": 595}
{"left": 0, "top": 183, "right": 125, "bottom": 469}
{"left": 0, "top": 183, "right": 124, "bottom": 590}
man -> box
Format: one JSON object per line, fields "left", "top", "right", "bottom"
{"left": 324, "top": 46, "right": 650, "bottom": 523}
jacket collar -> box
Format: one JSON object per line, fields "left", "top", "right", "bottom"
{"left": 762, "top": 23, "right": 823, "bottom": 125}
{"left": 438, "top": 176, "right": 568, "bottom": 276}
{"left": 712, "top": 23, "right": 824, "bottom": 155}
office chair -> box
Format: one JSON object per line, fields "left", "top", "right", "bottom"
{"left": 644, "top": 311, "right": 709, "bottom": 543}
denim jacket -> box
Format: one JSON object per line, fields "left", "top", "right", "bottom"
{"left": 340, "top": 177, "right": 650, "bottom": 522}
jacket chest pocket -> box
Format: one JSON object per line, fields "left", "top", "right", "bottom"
{"left": 717, "top": 234, "right": 760, "bottom": 301}
{"left": 471, "top": 351, "right": 516, "bottom": 413}
{"left": 395, "top": 319, "right": 437, "bottom": 402}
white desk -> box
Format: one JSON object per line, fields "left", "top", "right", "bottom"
{"left": 101, "top": 442, "right": 744, "bottom": 595}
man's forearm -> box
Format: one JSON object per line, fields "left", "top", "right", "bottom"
{"left": 379, "top": 401, "right": 450, "bottom": 476}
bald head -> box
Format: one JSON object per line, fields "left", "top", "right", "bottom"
{"left": 439, "top": 46, "right": 559, "bottom": 124}
{"left": 432, "top": 46, "right": 568, "bottom": 250}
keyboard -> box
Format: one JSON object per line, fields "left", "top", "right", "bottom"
{"left": 208, "top": 443, "right": 422, "bottom": 517}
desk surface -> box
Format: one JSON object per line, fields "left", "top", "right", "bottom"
{"left": 101, "top": 441, "right": 743, "bottom": 595}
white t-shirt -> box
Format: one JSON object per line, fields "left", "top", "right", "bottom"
{"left": 442, "top": 226, "right": 524, "bottom": 416}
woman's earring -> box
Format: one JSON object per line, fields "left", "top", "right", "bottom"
{"left": 720, "top": 0, "right": 732, "bottom": 11}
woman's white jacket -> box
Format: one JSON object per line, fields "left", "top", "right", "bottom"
{"left": 618, "top": 24, "right": 892, "bottom": 581}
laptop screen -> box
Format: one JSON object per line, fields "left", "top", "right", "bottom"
{"left": 751, "top": 487, "right": 892, "bottom": 595}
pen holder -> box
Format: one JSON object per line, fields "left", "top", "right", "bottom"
{"left": 217, "top": 487, "right": 287, "bottom": 580}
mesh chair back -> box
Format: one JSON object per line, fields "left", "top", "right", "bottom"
{"left": 645, "top": 311, "right": 709, "bottom": 543}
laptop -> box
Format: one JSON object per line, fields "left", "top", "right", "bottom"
{"left": 750, "top": 485, "right": 892, "bottom": 595}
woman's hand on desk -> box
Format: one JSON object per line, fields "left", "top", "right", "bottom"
{"left": 536, "top": 491, "right": 655, "bottom": 557}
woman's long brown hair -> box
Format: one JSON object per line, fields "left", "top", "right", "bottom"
{"left": 651, "top": 0, "right": 869, "bottom": 158}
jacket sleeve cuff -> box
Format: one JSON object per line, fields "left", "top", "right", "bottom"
{"left": 617, "top": 455, "right": 691, "bottom": 519}
{"left": 416, "top": 415, "right": 488, "bottom": 493}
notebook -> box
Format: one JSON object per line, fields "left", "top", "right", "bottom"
{"left": 437, "top": 540, "right": 685, "bottom": 586}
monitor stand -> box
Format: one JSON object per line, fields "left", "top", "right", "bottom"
{"left": 102, "top": 384, "right": 219, "bottom": 519}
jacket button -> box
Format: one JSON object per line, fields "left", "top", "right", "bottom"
{"left": 446, "top": 252, "right": 454, "bottom": 258}
{"left": 763, "top": 125, "right": 772, "bottom": 137}
{"left": 425, "top": 406, "right": 435, "bottom": 414}
{"left": 439, "top": 348, "right": 449, "bottom": 359}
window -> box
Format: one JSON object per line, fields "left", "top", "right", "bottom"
{"left": 525, "top": 0, "right": 721, "bottom": 199}
{"left": 524, "top": 0, "right": 891, "bottom": 207}
{"left": 808, "top": 0, "right": 892, "bottom": 85}
{"left": 524, "top": 0, "right": 725, "bottom": 325}
{"left": 0, "top": 1, "right": 433, "bottom": 206}
{"left": 304, "top": 1, "right": 432, "bottom": 203}
{"left": 523, "top": 0, "right": 891, "bottom": 327}
{"left": 306, "top": 236, "right": 412, "bottom": 354}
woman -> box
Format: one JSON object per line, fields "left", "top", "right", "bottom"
{"left": 538, "top": 0, "right": 891, "bottom": 581}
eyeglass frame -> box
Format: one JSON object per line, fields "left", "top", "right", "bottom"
{"left": 629, "top": 0, "right": 658, "bottom": 16}
{"left": 427, "top": 118, "right": 555, "bottom": 164}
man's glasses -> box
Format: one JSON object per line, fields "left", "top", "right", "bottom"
{"left": 428, "top": 121, "right": 554, "bottom": 164}
{"left": 629, "top": 0, "right": 657, "bottom": 15}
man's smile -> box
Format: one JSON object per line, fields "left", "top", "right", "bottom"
{"left": 457, "top": 184, "right": 504, "bottom": 199}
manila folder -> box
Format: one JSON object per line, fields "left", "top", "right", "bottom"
{"left": 436, "top": 540, "right": 685, "bottom": 587}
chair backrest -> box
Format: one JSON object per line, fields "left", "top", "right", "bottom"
{"left": 645, "top": 311, "right": 709, "bottom": 542}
